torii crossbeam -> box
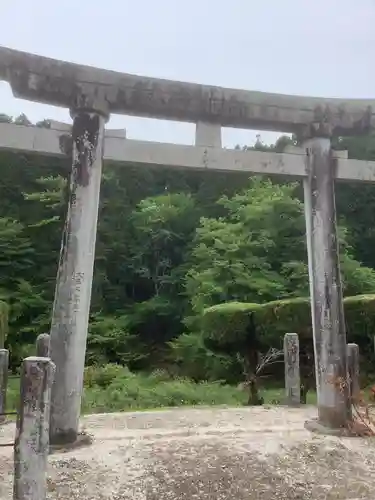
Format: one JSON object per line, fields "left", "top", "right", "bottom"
{"left": 1, "top": 46, "right": 374, "bottom": 442}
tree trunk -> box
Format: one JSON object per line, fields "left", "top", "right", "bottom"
{"left": 247, "top": 376, "right": 263, "bottom": 406}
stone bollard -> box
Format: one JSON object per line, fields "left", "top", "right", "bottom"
{"left": 346, "top": 343, "right": 360, "bottom": 403}
{"left": 36, "top": 333, "right": 50, "bottom": 358}
{"left": 0, "top": 349, "right": 9, "bottom": 423}
{"left": 13, "top": 356, "right": 55, "bottom": 500}
{"left": 284, "top": 333, "right": 300, "bottom": 406}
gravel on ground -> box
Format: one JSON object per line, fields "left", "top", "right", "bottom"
{"left": 1, "top": 405, "right": 375, "bottom": 499}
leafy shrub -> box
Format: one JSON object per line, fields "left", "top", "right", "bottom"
{"left": 86, "top": 314, "right": 146, "bottom": 368}
{"left": 9, "top": 343, "right": 34, "bottom": 370}
{"left": 169, "top": 331, "right": 243, "bottom": 383}
{"left": 148, "top": 368, "right": 172, "bottom": 382}
{"left": 84, "top": 363, "right": 133, "bottom": 388}
{"left": 201, "top": 294, "right": 375, "bottom": 364}
{"left": 201, "top": 302, "right": 261, "bottom": 344}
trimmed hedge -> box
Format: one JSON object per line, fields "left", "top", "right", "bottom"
{"left": 201, "top": 302, "right": 261, "bottom": 343}
{"left": 202, "top": 295, "right": 375, "bottom": 356}
{"left": 0, "top": 300, "right": 8, "bottom": 348}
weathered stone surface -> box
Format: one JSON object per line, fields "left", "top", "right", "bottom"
{"left": 0, "top": 349, "right": 8, "bottom": 422}
{"left": 284, "top": 333, "right": 300, "bottom": 406}
{"left": 195, "top": 122, "right": 222, "bottom": 148}
{"left": 13, "top": 356, "right": 55, "bottom": 500}
{"left": 303, "top": 137, "right": 351, "bottom": 428}
{"left": 347, "top": 343, "right": 360, "bottom": 403}
{"left": 49, "top": 111, "right": 105, "bottom": 445}
{"left": 36, "top": 333, "right": 50, "bottom": 358}
{"left": 2, "top": 122, "right": 375, "bottom": 182}
{"left": 1, "top": 46, "right": 374, "bottom": 134}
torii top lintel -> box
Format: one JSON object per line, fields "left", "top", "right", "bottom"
{"left": 1, "top": 46, "right": 374, "bottom": 136}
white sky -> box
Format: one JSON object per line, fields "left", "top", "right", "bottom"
{"left": 1, "top": 0, "right": 375, "bottom": 147}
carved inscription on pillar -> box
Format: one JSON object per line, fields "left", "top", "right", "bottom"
{"left": 71, "top": 272, "right": 84, "bottom": 313}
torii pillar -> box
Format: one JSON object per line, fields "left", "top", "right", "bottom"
{"left": 48, "top": 95, "right": 109, "bottom": 444}
{"left": 302, "top": 122, "right": 351, "bottom": 429}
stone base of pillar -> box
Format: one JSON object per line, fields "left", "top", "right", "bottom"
{"left": 49, "top": 431, "right": 92, "bottom": 454}
{"left": 318, "top": 405, "right": 352, "bottom": 430}
{"left": 304, "top": 418, "right": 358, "bottom": 437}
{"left": 282, "top": 400, "right": 301, "bottom": 408}
{"left": 49, "top": 428, "right": 78, "bottom": 446}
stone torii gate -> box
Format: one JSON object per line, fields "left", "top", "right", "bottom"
{"left": 1, "top": 46, "right": 375, "bottom": 443}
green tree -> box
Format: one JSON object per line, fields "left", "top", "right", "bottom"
{"left": 124, "top": 193, "right": 200, "bottom": 366}
{"left": 186, "top": 177, "right": 375, "bottom": 315}
{"left": 335, "top": 133, "right": 375, "bottom": 269}
{"left": 0, "top": 217, "right": 50, "bottom": 366}
{"left": 174, "top": 177, "right": 375, "bottom": 382}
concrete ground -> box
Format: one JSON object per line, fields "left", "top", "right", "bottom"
{"left": 1, "top": 405, "right": 375, "bottom": 499}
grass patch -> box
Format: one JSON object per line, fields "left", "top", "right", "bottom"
{"left": 81, "top": 377, "right": 318, "bottom": 413}
{"left": 81, "top": 365, "right": 319, "bottom": 413}
{"left": 82, "top": 366, "right": 247, "bottom": 413}
{"left": 4, "top": 375, "right": 20, "bottom": 416}
{"left": 260, "top": 387, "right": 317, "bottom": 406}
{"left": 5, "top": 365, "right": 318, "bottom": 415}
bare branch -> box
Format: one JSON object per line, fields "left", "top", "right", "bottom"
{"left": 256, "top": 348, "right": 283, "bottom": 375}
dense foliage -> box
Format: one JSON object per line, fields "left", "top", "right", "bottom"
{"left": 2, "top": 115, "right": 375, "bottom": 383}
{"left": 196, "top": 295, "right": 375, "bottom": 382}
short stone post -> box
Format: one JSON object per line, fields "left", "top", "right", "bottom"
{"left": 346, "top": 343, "right": 360, "bottom": 403}
{"left": 0, "top": 349, "right": 9, "bottom": 422}
{"left": 13, "top": 356, "right": 55, "bottom": 500}
{"left": 36, "top": 334, "right": 50, "bottom": 358}
{"left": 284, "top": 333, "right": 300, "bottom": 406}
